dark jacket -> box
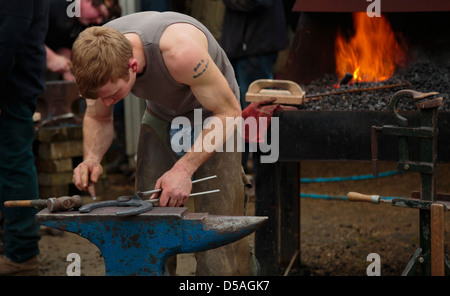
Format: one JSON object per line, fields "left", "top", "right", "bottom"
{"left": 220, "top": 0, "right": 288, "bottom": 59}
{"left": 0, "top": 0, "right": 49, "bottom": 101}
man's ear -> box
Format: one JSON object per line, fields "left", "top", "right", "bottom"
{"left": 129, "top": 58, "right": 139, "bottom": 73}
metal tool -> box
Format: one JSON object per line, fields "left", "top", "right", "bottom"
{"left": 4, "top": 195, "right": 82, "bottom": 213}
{"left": 364, "top": 89, "right": 450, "bottom": 275}
{"left": 79, "top": 175, "right": 219, "bottom": 217}
{"left": 347, "top": 191, "right": 448, "bottom": 211}
{"left": 36, "top": 207, "right": 268, "bottom": 275}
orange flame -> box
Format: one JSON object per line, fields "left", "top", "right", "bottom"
{"left": 335, "top": 12, "right": 406, "bottom": 83}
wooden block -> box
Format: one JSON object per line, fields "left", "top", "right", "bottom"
{"left": 35, "top": 125, "right": 82, "bottom": 143}
{"left": 38, "top": 140, "right": 83, "bottom": 160}
{"left": 35, "top": 158, "right": 73, "bottom": 173}
{"left": 38, "top": 171, "right": 73, "bottom": 186}
{"left": 431, "top": 203, "right": 445, "bottom": 276}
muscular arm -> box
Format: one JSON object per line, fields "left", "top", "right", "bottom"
{"left": 72, "top": 98, "right": 114, "bottom": 193}
{"left": 83, "top": 99, "right": 115, "bottom": 162}
{"left": 153, "top": 23, "right": 241, "bottom": 207}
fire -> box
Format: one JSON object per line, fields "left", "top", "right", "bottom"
{"left": 335, "top": 12, "right": 406, "bottom": 84}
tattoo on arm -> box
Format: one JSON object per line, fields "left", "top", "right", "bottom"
{"left": 193, "top": 59, "right": 210, "bottom": 79}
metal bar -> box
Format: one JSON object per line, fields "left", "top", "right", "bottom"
{"left": 191, "top": 175, "right": 217, "bottom": 184}
{"left": 420, "top": 209, "right": 432, "bottom": 275}
{"left": 397, "top": 161, "right": 434, "bottom": 174}
{"left": 188, "top": 189, "right": 220, "bottom": 197}
{"left": 401, "top": 248, "right": 422, "bottom": 276}
{"left": 304, "top": 82, "right": 411, "bottom": 102}
{"left": 371, "top": 126, "right": 380, "bottom": 177}
{"left": 139, "top": 175, "right": 217, "bottom": 196}
{"left": 381, "top": 126, "right": 435, "bottom": 138}
{"left": 391, "top": 198, "right": 447, "bottom": 211}
{"left": 444, "top": 257, "right": 450, "bottom": 275}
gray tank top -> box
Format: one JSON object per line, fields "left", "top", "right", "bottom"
{"left": 104, "top": 11, "right": 239, "bottom": 122}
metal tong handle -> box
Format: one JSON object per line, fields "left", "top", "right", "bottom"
{"left": 138, "top": 175, "right": 219, "bottom": 198}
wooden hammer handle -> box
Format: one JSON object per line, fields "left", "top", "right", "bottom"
{"left": 4, "top": 200, "right": 47, "bottom": 208}
{"left": 347, "top": 192, "right": 380, "bottom": 203}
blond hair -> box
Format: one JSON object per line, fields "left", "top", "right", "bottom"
{"left": 72, "top": 26, "right": 133, "bottom": 99}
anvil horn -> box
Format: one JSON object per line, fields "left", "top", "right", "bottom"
{"left": 181, "top": 214, "right": 268, "bottom": 253}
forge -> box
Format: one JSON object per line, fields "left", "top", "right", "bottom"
{"left": 253, "top": 1, "right": 450, "bottom": 276}
{"left": 283, "top": 3, "right": 450, "bottom": 111}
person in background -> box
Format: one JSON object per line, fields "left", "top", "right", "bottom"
{"left": 0, "top": 0, "right": 49, "bottom": 276}
{"left": 220, "top": 0, "right": 288, "bottom": 173}
{"left": 189, "top": 0, "right": 225, "bottom": 42}
{"left": 45, "top": 0, "right": 121, "bottom": 81}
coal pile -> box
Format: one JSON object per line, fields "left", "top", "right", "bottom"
{"left": 298, "top": 59, "right": 450, "bottom": 112}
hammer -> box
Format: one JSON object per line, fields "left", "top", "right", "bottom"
{"left": 4, "top": 195, "right": 82, "bottom": 213}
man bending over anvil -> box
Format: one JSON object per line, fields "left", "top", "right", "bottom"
{"left": 71, "top": 11, "right": 249, "bottom": 275}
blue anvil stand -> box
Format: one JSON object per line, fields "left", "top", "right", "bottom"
{"left": 36, "top": 206, "right": 267, "bottom": 276}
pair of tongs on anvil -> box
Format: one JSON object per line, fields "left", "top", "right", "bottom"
{"left": 78, "top": 175, "right": 219, "bottom": 216}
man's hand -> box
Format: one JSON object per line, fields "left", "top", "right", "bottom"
{"left": 150, "top": 166, "right": 192, "bottom": 207}
{"left": 73, "top": 159, "right": 103, "bottom": 197}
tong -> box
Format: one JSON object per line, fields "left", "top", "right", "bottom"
{"left": 78, "top": 175, "right": 219, "bottom": 217}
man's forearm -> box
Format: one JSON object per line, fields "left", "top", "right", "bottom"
{"left": 174, "top": 113, "right": 239, "bottom": 176}
{"left": 82, "top": 114, "right": 114, "bottom": 163}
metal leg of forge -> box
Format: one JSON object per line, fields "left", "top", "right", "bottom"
{"left": 35, "top": 207, "right": 267, "bottom": 275}
{"left": 371, "top": 89, "right": 450, "bottom": 276}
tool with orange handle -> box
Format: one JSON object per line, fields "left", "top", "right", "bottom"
{"left": 347, "top": 191, "right": 448, "bottom": 212}
{"left": 347, "top": 191, "right": 392, "bottom": 204}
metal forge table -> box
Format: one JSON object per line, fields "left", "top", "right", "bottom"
{"left": 254, "top": 94, "right": 450, "bottom": 275}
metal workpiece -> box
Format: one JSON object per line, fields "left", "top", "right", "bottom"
{"left": 78, "top": 175, "right": 219, "bottom": 217}
{"left": 78, "top": 193, "right": 156, "bottom": 216}
{"left": 35, "top": 207, "right": 267, "bottom": 276}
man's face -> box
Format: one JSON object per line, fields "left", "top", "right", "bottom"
{"left": 97, "top": 71, "right": 136, "bottom": 107}
{"left": 79, "top": 0, "right": 109, "bottom": 25}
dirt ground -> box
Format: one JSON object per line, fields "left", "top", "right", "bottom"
{"left": 36, "top": 161, "right": 450, "bottom": 276}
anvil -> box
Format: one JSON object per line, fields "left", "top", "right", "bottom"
{"left": 35, "top": 206, "right": 267, "bottom": 276}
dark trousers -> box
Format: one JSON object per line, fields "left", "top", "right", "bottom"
{"left": 0, "top": 99, "right": 41, "bottom": 263}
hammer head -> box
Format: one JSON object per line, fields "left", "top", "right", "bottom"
{"left": 47, "top": 195, "right": 82, "bottom": 213}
